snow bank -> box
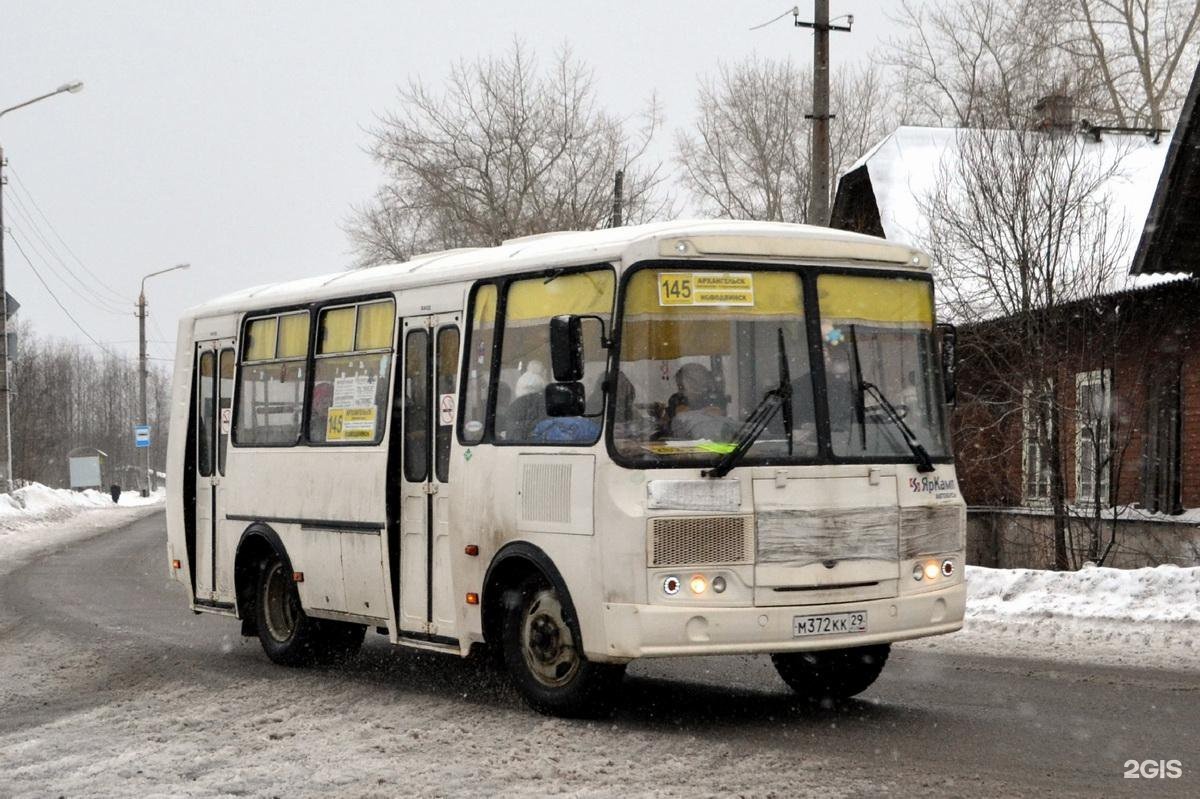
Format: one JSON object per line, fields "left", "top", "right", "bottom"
{"left": 901, "top": 564, "right": 1200, "bottom": 671}
{"left": 966, "top": 563, "right": 1200, "bottom": 624}
{"left": 0, "top": 483, "right": 165, "bottom": 576}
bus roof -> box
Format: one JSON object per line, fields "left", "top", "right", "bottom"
{"left": 183, "top": 219, "right": 927, "bottom": 320}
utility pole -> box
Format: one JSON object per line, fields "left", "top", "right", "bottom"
{"left": 0, "top": 81, "right": 83, "bottom": 493}
{"left": 795, "top": 2, "right": 852, "bottom": 227}
{"left": 137, "top": 288, "right": 149, "bottom": 494}
{"left": 0, "top": 145, "right": 12, "bottom": 493}
{"left": 610, "top": 169, "right": 624, "bottom": 228}
{"left": 138, "top": 263, "right": 188, "bottom": 496}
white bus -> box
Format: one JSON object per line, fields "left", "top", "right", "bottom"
{"left": 167, "top": 220, "right": 966, "bottom": 716}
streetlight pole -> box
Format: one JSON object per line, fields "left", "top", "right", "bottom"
{"left": 138, "top": 263, "right": 188, "bottom": 495}
{"left": 0, "top": 81, "right": 84, "bottom": 493}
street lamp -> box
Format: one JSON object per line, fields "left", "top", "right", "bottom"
{"left": 0, "top": 80, "right": 85, "bottom": 493}
{"left": 139, "top": 263, "right": 189, "bottom": 495}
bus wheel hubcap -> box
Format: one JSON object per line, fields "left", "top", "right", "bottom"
{"left": 263, "top": 562, "right": 298, "bottom": 642}
{"left": 522, "top": 589, "right": 580, "bottom": 687}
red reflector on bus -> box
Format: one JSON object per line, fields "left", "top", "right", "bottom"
{"left": 171, "top": 559, "right": 181, "bottom": 570}
{"left": 465, "top": 592, "right": 479, "bottom": 605}
{"left": 293, "top": 572, "right": 304, "bottom": 583}
{"left": 464, "top": 545, "right": 479, "bottom": 556}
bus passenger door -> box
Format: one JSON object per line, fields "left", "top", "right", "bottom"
{"left": 396, "top": 314, "right": 460, "bottom": 640}
{"left": 193, "top": 340, "right": 236, "bottom": 604}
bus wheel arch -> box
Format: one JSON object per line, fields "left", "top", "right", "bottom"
{"left": 482, "top": 542, "right": 624, "bottom": 717}
{"left": 233, "top": 523, "right": 290, "bottom": 636}
{"left": 481, "top": 542, "right": 580, "bottom": 650}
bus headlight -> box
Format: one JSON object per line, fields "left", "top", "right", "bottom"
{"left": 923, "top": 561, "right": 940, "bottom": 581}
{"left": 941, "top": 559, "right": 955, "bottom": 577}
{"left": 712, "top": 575, "right": 727, "bottom": 593}
{"left": 912, "top": 563, "right": 925, "bottom": 581}
{"left": 663, "top": 576, "right": 681, "bottom": 595}
{"left": 689, "top": 575, "right": 707, "bottom": 595}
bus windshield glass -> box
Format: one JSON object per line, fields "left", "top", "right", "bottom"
{"left": 611, "top": 267, "right": 950, "bottom": 467}
{"left": 612, "top": 269, "right": 816, "bottom": 465}
{"left": 818, "top": 273, "right": 950, "bottom": 460}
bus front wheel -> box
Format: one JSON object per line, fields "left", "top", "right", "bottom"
{"left": 501, "top": 574, "right": 624, "bottom": 717}
{"left": 254, "top": 556, "right": 365, "bottom": 666}
{"left": 771, "top": 643, "right": 890, "bottom": 701}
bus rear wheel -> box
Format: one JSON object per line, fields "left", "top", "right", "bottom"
{"left": 771, "top": 643, "right": 890, "bottom": 701}
{"left": 254, "top": 556, "right": 365, "bottom": 666}
{"left": 501, "top": 574, "right": 624, "bottom": 717}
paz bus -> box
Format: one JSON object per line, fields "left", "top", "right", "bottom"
{"left": 166, "top": 220, "right": 966, "bottom": 716}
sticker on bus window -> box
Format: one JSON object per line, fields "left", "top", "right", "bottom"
{"left": 331, "top": 375, "right": 378, "bottom": 408}
{"left": 658, "top": 272, "right": 754, "bottom": 307}
{"left": 326, "top": 407, "right": 377, "bottom": 441}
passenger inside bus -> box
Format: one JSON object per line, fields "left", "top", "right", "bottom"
{"left": 496, "top": 361, "right": 547, "bottom": 440}
{"left": 667, "top": 363, "right": 738, "bottom": 441}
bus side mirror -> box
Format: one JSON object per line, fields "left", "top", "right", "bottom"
{"left": 549, "top": 315, "right": 585, "bottom": 382}
{"left": 545, "top": 381, "right": 585, "bottom": 417}
{"left": 936, "top": 323, "right": 958, "bottom": 405}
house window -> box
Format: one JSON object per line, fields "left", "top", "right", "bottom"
{"left": 1022, "top": 379, "right": 1054, "bottom": 502}
{"left": 1075, "top": 370, "right": 1111, "bottom": 506}
{"left": 1142, "top": 363, "right": 1182, "bottom": 514}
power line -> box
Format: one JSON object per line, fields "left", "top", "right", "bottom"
{"left": 6, "top": 230, "right": 110, "bottom": 350}
{"left": 749, "top": 5, "right": 798, "bottom": 30}
{"left": 5, "top": 167, "right": 129, "bottom": 305}
{"left": 3, "top": 211, "right": 130, "bottom": 316}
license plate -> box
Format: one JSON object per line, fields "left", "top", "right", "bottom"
{"left": 792, "top": 611, "right": 868, "bottom": 637}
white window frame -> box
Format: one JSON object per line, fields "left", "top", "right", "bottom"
{"left": 1021, "top": 378, "right": 1054, "bottom": 504}
{"left": 1074, "top": 369, "right": 1111, "bottom": 507}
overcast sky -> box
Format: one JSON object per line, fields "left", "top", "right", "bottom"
{"left": 0, "top": 1, "right": 905, "bottom": 361}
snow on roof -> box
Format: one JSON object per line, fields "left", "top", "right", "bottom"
{"left": 853, "top": 126, "right": 1178, "bottom": 284}
{"left": 184, "top": 219, "right": 904, "bottom": 319}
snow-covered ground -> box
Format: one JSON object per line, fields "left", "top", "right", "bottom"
{"left": 0, "top": 483, "right": 165, "bottom": 576}
{"left": 899, "top": 564, "right": 1200, "bottom": 671}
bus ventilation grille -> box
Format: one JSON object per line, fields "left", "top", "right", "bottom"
{"left": 649, "top": 515, "right": 754, "bottom": 567}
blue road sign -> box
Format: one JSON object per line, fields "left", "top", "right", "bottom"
{"left": 134, "top": 424, "right": 151, "bottom": 448}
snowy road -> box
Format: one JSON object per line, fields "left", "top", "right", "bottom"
{"left": 0, "top": 513, "right": 1196, "bottom": 798}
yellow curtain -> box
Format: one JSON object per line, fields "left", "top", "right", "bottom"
{"left": 244, "top": 317, "right": 278, "bottom": 361}
{"left": 504, "top": 270, "right": 614, "bottom": 323}
{"left": 277, "top": 312, "right": 311, "bottom": 358}
{"left": 318, "top": 307, "right": 356, "bottom": 354}
{"left": 473, "top": 284, "right": 498, "bottom": 325}
{"left": 355, "top": 300, "right": 395, "bottom": 350}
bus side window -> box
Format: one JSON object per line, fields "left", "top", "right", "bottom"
{"left": 197, "top": 350, "right": 215, "bottom": 475}
{"left": 459, "top": 284, "right": 497, "bottom": 445}
{"left": 435, "top": 326, "right": 459, "bottom": 482}
{"left": 234, "top": 312, "right": 309, "bottom": 447}
{"left": 308, "top": 299, "right": 395, "bottom": 446}
{"left": 494, "top": 269, "right": 613, "bottom": 445}
{"left": 404, "top": 329, "right": 430, "bottom": 481}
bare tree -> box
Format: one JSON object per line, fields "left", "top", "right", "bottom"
{"left": 923, "top": 126, "right": 1137, "bottom": 568}
{"left": 8, "top": 321, "right": 171, "bottom": 489}
{"left": 674, "top": 58, "right": 892, "bottom": 222}
{"left": 883, "top": 0, "right": 1200, "bottom": 129}
{"left": 1068, "top": 0, "right": 1200, "bottom": 129}
{"left": 347, "top": 42, "right": 669, "bottom": 267}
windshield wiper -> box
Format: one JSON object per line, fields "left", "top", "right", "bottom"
{"left": 848, "top": 324, "right": 936, "bottom": 473}
{"left": 704, "top": 329, "right": 792, "bottom": 479}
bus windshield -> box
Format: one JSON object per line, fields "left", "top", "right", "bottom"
{"left": 818, "top": 273, "right": 950, "bottom": 461}
{"left": 612, "top": 269, "right": 816, "bottom": 465}
{"left": 610, "top": 267, "right": 950, "bottom": 467}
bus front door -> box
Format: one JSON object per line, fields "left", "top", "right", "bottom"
{"left": 193, "top": 340, "right": 235, "bottom": 603}
{"left": 396, "top": 315, "right": 461, "bottom": 641}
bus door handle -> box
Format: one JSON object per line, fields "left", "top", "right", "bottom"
{"left": 422, "top": 483, "right": 438, "bottom": 495}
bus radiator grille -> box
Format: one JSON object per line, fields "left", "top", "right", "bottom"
{"left": 649, "top": 515, "right": 754, "bottom": 567}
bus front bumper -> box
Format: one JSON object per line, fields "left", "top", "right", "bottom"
{"left": 599, "top": 582, "right": 965, "bottom": 659}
